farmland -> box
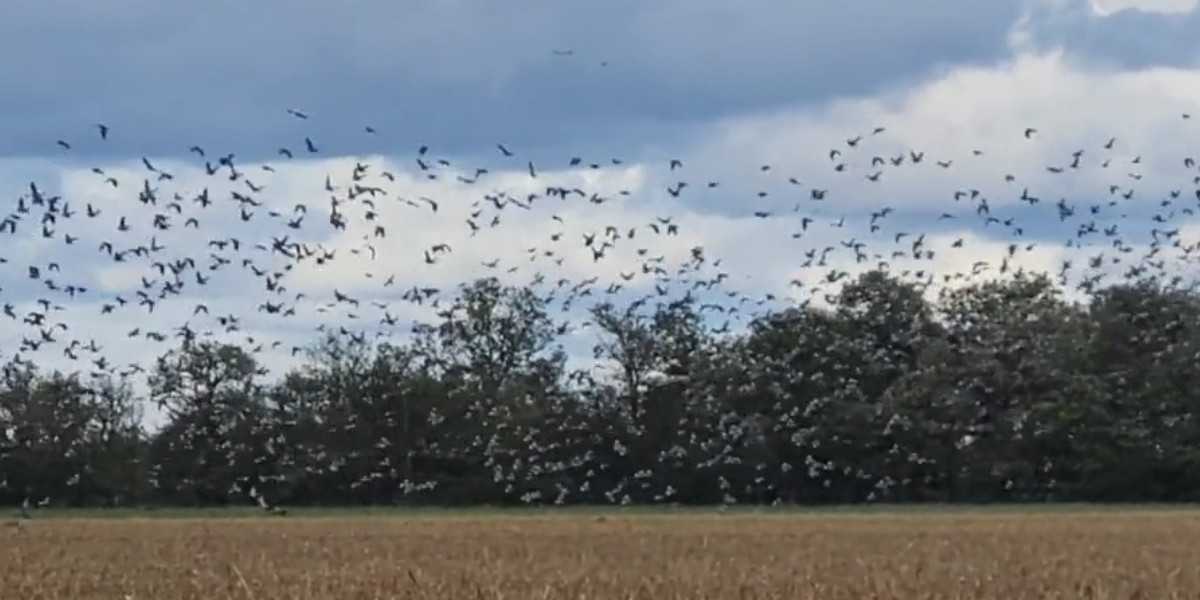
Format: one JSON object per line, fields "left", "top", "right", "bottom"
{"left": 2, "top": 507, "right": 1199, "bottom": 599}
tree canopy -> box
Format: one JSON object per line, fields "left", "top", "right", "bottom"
{"left": 2, "top": 272, "right": 1199, "bottom": 507}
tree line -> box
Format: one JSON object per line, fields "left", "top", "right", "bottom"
{"left": 2, "top": 271, "right": 1198, "bottom": 508}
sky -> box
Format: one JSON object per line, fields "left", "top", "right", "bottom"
{"left": 1, "top": 0, "right": 1199, "bottom": 410}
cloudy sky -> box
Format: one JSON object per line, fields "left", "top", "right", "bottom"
{"left": 2, "top": 0, "right": 1199, "bottom": 400}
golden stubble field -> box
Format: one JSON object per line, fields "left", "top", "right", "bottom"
{"left": 2, "top": 509, "right": 1199, "bottom": 599}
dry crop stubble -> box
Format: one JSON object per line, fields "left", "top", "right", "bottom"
{"left": 1, "top": 510, "right": 1199, "bottom": 599}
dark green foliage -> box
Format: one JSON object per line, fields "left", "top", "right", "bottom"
{"left": 3, "top": 272, "right": 1200, "bottom": 507}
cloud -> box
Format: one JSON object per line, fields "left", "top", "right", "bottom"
{"left": 0, "top": 2, "right": 1023, "bottom": 161}
{"left": 1091, "top": 0, "right": 1198, "bottom": 15}
{"left": 1016, "top": 0, "right": 1200, "bottom": 69}
{"left": 678, "top": 49, "right": 1200, "bottom": 217}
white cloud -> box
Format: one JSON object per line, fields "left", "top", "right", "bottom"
{"left": 668, "top": 48, "right": 1200, "bottom": 302}
{"left": 688, "top": 50, "right": 1200, "bottom": 214}
{"left": 1091, "top": 0, "right": 1198, "bottom": 15}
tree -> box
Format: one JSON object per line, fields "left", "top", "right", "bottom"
{"left": 1078, "top": 279, "right": 1200, "bottom": 499}
{"left": 0, "top": 358, "right": 146, "bottom": 506}
{"left": 896, "top": 271, "right": 1098, "bottom": 501}
{"left": 147, "top": 341, "right": 266, "bottom": 504}
{"left": 737, "top": 305, "right": 890, "bottom": 503}
{"left": 409, "top": 278, "right": 567, "bottom": 503}
{"left": 0, "top": 367, "right": 93, "bottom": 505}
{"left": 79, "top": 375, "right": 146, "bottom": 506}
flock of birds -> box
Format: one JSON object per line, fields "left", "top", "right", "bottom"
{"left": 2, "top": 109, "right": 1199, "bottom": 384}
{"left": 2, "top": 104, "right": 1200, "bottom": 510}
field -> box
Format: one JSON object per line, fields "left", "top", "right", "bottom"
{"left": 2, "top": 506, "right": 1200, "bottom": 599}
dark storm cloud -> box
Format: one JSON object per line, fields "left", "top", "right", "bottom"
{"left": 1, "top": 1, "right": 1023, "bottom": 161}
